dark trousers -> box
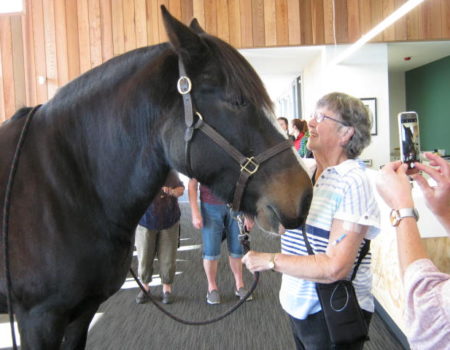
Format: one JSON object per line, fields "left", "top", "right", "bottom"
{"left": 289, "top": 310, "right": 372, "bottom": 350}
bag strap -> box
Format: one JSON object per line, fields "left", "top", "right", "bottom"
{"left": 300, "top": 225, "right": 370, "bottom": 281}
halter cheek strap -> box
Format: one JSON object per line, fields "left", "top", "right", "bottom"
{"left": 177, "top": 58, "right": 292, "bottom": 211}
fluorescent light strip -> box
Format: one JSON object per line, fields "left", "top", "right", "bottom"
{"left": 329, "top": 0, "right": 425, "bottom": 66}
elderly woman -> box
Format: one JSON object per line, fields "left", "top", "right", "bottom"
{"left": 243, "top": 92, "right": 380, "bottom": 350}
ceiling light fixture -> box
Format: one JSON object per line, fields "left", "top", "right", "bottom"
{"left": 328, "top": 0, "right": 425, "bottom": 66}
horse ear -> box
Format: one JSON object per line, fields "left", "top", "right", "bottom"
{"left": 189, "top": 18, "right": 205, "bottom": 34}
{"left": 161, "top": 5, "right": 205, "bottom": 60}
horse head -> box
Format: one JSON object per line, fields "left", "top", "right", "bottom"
{"left": 160, "top": 7, "right": 312, "bottom": 232}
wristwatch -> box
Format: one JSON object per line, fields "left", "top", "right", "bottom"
{"left": 390, "top": 208, "right": 419, "bottom": 227}
{"left": 268, "top": 253, "right": 277, "bottom": 270}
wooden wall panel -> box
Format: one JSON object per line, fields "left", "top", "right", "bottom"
{"left": 0, "top": 46, "right": 4, "bottom": 121}
{"left": 322, "top": 0, "right": 335, "bottom": 44}
{"left": 123, "top": 0, "right": 137, "bottom": 51}
{"left": 299, "top": 0, "right": 313, "bottom": 45}
{"left": 100, "top": 0, "right": 114, "bottom": 61}
{"left": 2, "top": 0, "right": 450, "bottom": 120}
{"left": 180, "top": 0, "right": 193, "bottom": 24}
{"left": 240, "top": 0, "right": 253, "bottom": 47}
{"left": 31, "top": 0, "right": 48, "bottom": 103}
{"left": 252, "top": 0, "right": 265, "bottom": 48}
{"left": 370, "top": 0, "right": 383, "bottom": 42}
{"left": 43, "top": 0, "right": 58, "bottom": 97}
{"left": 0, "top": 17, "right": 15, "bottom": 119}
{"left": 10, "top": 16, "right": 26, "bottom": 109}
{"left": 442, "top": 0, "right": 450, "bottom": 38}
{"left": 217, "top": 0, "right": 230, "bottom": 42}
{"left": 54, "top": 0, "right": 69, "bottom": 85}
{"left": 263, "top": 0, "right": 276, "bottom": 46}
{"left": 77, "top": 0, "right": 91, "bottom": 73}
{"left": 346, "top": 0, "right": 360, "bottom": 42}
{"left": 89, "top": 0, "right": 104, "bottom": 67}
{"left": 203, "top": 0, "right": 217, "bottom": 35}
{"left": 287, "top": 0, "right": 300, "bottom": 45}
{"left": 147, "top": 0, "right": 160, "bottom": 45}
{"left": 394, "top": 0, "right": 408, "bottom": 41}
{"left": 228, "top": 0, "right": 241, "bottom": 47}
{"left": 334, "top": 0, "right": 348, "bottom": 43}
{"left": 276, "top": 0, "right": 289, "bottom": 46}
{"left": 311, "top": 0, "right": 324, "bottom": 45}
{"left": 358, "top": 0, "right": 372, "bottom": 39}
{"left": 423, "top": 0, "right": 442, "bottom": 40}
{"left": 65, "top": 0, "right": 81, "bottom": 81}
{"left": 111, "top": 0, "right": 125, "bottom": 55}
{"left": 382, "top": 0, "right": 396, "bottom": 42}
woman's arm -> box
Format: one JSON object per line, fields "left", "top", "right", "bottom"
{"left": 376, "top": 161, "right": 429, "bottom": 277}
{"left": 243, "top": 220, "right": 367, "bottom": 283}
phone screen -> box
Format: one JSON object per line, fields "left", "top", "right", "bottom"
{"left": 398, "top": 112, "right": 420, "bottom": 171}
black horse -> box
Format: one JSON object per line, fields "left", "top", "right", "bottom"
{"left": 0, "top": 7, "right": 312, "bottom": 349}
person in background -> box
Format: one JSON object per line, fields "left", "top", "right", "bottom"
{"left": 135, "top": 170, "right": 185, "bottom": 305}
{"left": 188, "top": 178, "right": 253, "bottom": 305}
{"left": 243, "top": 92, "right": 380, "bottom": 349}
{"left": 291, "top": 118, "right": 307, "bottom": 151}
{"left": 376, "top": 152, "right": 450, "bottom": 349}
{"left": 298, "top": 120, "right": 312, "bottom": 158}
{"left": 277, "top": 117, "right": 294, "bottom": 141}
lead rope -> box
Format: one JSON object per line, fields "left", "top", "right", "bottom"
{"left": 129, "top": 213, "right": 259, "bottom": 325}
{"left": 2, "top": 105, "right": 42, "bottom": 350}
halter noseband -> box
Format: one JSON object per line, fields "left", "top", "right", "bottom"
{"left": 177, "top": 58, "right": 292, "bottom": 211}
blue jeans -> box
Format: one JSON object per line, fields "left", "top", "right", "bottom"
{"left": 200, "top": 202, "right": 243, "bottom": 260}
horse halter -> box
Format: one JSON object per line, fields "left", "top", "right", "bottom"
{"left": 177, "top": 58, "right": 292, "bottom": 211}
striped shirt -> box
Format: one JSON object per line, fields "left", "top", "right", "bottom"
{"left": 279, "top": 159, "right": 380, "bottom": 320}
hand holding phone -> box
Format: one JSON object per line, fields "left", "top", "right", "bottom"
{"left": 398, "top": 111, "right": 421, "bottom": 174}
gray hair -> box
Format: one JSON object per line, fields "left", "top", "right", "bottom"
{"left": 316, "top": 92, "right": 371, "bottom": 158}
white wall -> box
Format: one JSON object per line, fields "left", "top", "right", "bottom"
{"left": 388, "top": 71, "right": 406, "bottom": 160}
{"left": 302, "top": 44, "right": 391, "bottom": 169}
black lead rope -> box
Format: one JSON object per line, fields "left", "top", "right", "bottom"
{"left": 129, "top": 213, "right": 259, "bottom": 325}
{"left": 2, "top": 105, "right": 42, "bottom": 350}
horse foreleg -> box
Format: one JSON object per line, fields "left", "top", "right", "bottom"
{"left": 14, "top": 305, "right": 67, "bottom": 350}
{"left": 61, "top": 300, "right": 101, "bottom": 350}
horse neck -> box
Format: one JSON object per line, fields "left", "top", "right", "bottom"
{"left": 41, "top": 49, "right": 178, "bottom": 230}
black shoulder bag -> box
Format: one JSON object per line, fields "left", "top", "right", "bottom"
{"left": 301, "top": 229, "right": 370, "bottom": 345}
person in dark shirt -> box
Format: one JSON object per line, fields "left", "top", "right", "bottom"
{"left": 135, "top": 170, "right": 185, "bottom": 305}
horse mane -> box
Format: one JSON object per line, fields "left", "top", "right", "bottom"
{"left": 49, "top": 44, "right": 168, "bottom": 110}
{"left": 200, "top": 34, "right": 274, "bottom": 114}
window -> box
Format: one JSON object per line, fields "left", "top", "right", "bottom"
{"left": 0, "top": 0, "right": 23, "bottom": 14}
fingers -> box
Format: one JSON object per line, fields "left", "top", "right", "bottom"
{"left": 380, "top": 160, "right": 402, "bottom": 173}
{"left": 419, "top": 152, "right": 450, "bottom": 178}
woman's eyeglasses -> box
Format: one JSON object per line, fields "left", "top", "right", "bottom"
{"left": 311, "top": 112, "right": 350, "bottom": 126}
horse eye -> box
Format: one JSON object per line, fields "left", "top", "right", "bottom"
{"left": 228, "top": 96, "right": 248, "bottom": 108}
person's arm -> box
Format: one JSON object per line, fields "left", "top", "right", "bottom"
{"left": 243, "top": 220, "right": 366, "bottom": 283}
{"left": 188, "top": 178, "right": 203, "bottom": 229}
{"left": 413, "top": 152, "right": 450, "bottom": 231}
{"left": 376, "top": 161, "right": 429, "bottom": 277}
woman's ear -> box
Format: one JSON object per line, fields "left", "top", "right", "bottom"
{"left": 339, "top": 126, "right": 354, "bottom": 146}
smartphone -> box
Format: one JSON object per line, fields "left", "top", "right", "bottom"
{"left": 398, "top": 111, "right": 421, "bottom": 173}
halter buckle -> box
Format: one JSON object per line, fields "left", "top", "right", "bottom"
{"left": 177, "top": 76, "right": 192, "bottom": 95}
{"left": 240, "top": 157, "right": 259, "bottom": 175}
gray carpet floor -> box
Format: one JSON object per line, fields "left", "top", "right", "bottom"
{"left": 84, "top": 203, "right": 406, "bottom": 350}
